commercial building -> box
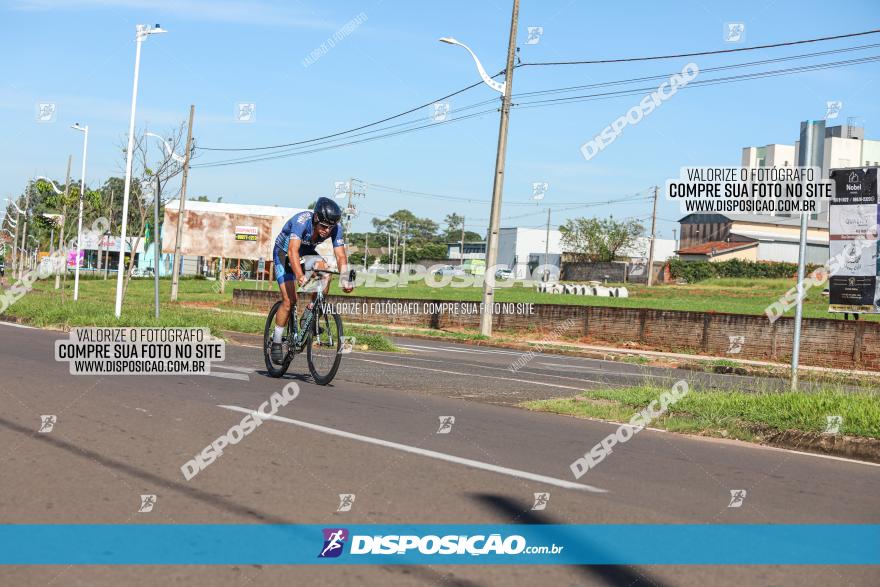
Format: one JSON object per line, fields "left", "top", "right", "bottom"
{"left": 618, "top": 236, "right": 677, "bottom": 262}
{"left": 496, "top": 227, "right": 562, "bottom": 279}
{"left": 162, "top": 200, "right": 310, "bottom": 278}
{"left": 677, "top": 213, "right": 829, "bottom": 264}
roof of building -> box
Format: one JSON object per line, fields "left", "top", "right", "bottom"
{"left": 678, "top": 212, "right": 828, "bottom": 229}
{"left": 677, "top": 240, "right": 758, "bottom": 256}
{"left": 730, "top": 229, "right": 829, "bottom": 246}
{"left": 166, "top": 200, "right": 307, "bottom": 218}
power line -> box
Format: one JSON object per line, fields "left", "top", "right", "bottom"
{"left": 519, "top": 28, "right": 880, "bottom": 66}
{"left": 369, "top": 182, "right": 645, "bottom": 207}
{"left": 194, "top": 29, "right": 880, "bottom": 156}
{"left": 513, "top": 54, "right": 880, "bottom": 110}
{"left": 190, "top": 107, "right": 499, "bottom": 168}
{"left": 191, "top": 46, "right": 880, "bottom": 168}
{"left": 513, "top": 42, "right": 880, "bottom": 99}
{"left": 198, "top": 74, "right": 504, "bottom": 152}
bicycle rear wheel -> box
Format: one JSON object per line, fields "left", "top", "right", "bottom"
{"left": 263, "top": 300, "right": 294, "bottom": 378}
{"left": 306, "top": 309, "right": 343, "bottom": 385}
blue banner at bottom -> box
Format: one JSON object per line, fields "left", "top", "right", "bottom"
{"left": 0, "top": 525, "right": 877, "bottom": 565}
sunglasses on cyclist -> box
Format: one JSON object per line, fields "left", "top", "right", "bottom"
{"left": 315, "top": 221, "right": 334, "bottom": 230}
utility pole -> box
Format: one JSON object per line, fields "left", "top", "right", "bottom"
{"left": 479, "top": 0, "right": 519, "bottom": 337}
{"left": 364, "top": 232, "right": 369, "bottom": 269}
{"left": 10, "top": 212, "right": 19, "bottom": 280}
{"left": 646, "top": 185, "right": 659, "bottom": 286}
{"left": 400, "top": 221, "right": 407, "bottom": 276}
{"left": 56, "top": 156, "right": 72, "bottom": 289}
{"left": 393, "top": 229, "right": 399, "bottom": 272}
{"left": 386, "top": 232, "right": 391, "bottom": 271}
{"left": 460, "top": 216, "right": 465, "bottom": 267}
{"left": 543, "top": 208, "right": 551, "bottom": 281}
{"left": 104, "top": 189, "right": 114, "bottom": 280}
{"left": 171, "top": 104, "right": 195, "bottom": 302}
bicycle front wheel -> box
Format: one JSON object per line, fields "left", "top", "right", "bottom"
{"left": 264, "top": 300, "right": 293, "bottom": 378}
{"left": 306, "top": 310, "right": 343, "bottom": 385}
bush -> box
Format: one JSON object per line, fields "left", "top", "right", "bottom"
{"left": 668, "top": 258, "right": 822, "bottom": 282}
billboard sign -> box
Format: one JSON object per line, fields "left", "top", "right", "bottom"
{"left": 828, "top": 167, "right": 879, "bottom": 313}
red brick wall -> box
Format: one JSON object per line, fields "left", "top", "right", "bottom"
{"left": 233, "top": 288, "right": 878, "bottom": 371}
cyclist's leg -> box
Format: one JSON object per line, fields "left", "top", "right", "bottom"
{"left": 272, "top": 247, "right": 298, "bottom": 356}
{"left": 301, "top": 255, "right": 328, "bottom": 308}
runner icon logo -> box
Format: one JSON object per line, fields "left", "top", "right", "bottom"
{"left": 437, "top": 416, "right": 455, "bottom": 434}
{"left": 337, "top": 494, "right": 356, "bottom": 512}
{"left": 824, "top": 415, "right": 843, "bottom": 435}
{"left": 531, "top": 492, "right": 550, "bottom": 511}
{"left": 319, "top": 528, "right": 349, "bottom": 558}
{"left": 38, "top": 415, "right": 57, "bottom": 433}
{"left": 728, "top": 489, "right": 747, "bottom": 508}
{"left": 138, "top": 494, "right": 157, "bottom": 513}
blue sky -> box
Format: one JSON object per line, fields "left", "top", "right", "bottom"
{"left": 2, "top": 0, "right": 879, "bottom": 240}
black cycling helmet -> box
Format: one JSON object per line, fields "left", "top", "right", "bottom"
{"left": 313, "top": 196, "right": 342, "bottom": 225}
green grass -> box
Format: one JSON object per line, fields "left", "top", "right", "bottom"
{"left": 523, "top": 384, "right": 880, "bottom": 440}
{"left": 321, "top": 276, "right": 872, "bottom": 321}
{"left": 346, "top": 330, "right": 400, "bottom": 352}
{"left": 3, "top": 276, "right": 399, "bottom": 351}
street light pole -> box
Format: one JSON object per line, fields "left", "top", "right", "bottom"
{"left": 440, "top": 0, "right": 519, "bottom": 336}
{"left": 5, "top": 199, "right": 20, "bottom": 279}
{"left": 71, "top": 123, "right": 89, "bottom": 301}
{"left": 115, "top": 23, "right": 167, "bottom": 319}
{"left": 17, "top": 187, "right": 33, "bottom": 279}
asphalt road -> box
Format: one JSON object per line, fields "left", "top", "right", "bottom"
{"left": 0, "top": 322, "right": 877, "bottom": 586}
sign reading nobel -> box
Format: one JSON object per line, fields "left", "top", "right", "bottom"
{"left": 828, "top": 168, "right": 879, "bottom": 314}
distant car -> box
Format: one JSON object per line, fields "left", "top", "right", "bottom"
{"left": 495, "top": 268, "right": 513, "bottom": 280}
{"left": 431, "top": 264, "right": 466, "bottom": 277}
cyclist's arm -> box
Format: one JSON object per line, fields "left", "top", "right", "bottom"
{"left": 288, "top": 238, "right": 306, "bottom": 283}
{"left": 333, "top": 245, "right": 353, "bottom": 292}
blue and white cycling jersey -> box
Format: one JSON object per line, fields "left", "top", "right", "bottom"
{"left": 274, "top": 211, "right": 345, "bottom": 257}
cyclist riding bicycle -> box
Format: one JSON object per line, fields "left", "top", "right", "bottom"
{"left": 271, "top": 197, "right": 353, "bottom": 363}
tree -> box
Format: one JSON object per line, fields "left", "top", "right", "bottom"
{"left": 117, "top": 122, "right": 188, "bottom": 301}
{"left": 559, "top": 216, "right": 644, "bottom": 262}
{"left": 371, "top": 209, "right": 439, "bottom": 244}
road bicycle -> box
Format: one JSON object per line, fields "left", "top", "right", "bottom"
{"left": 262, "top": 269, "right": 355, "bottom": 385}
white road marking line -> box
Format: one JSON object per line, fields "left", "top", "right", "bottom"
{"left": 351, "top": 358, "right": 588, "bottom": 390}
{"left": 537, "top": 362, "right": 671, "bottom": 380}
{"left": 0, "top": 321, "right": 36, "bottom": 329}
{"left": 218, "top": 404, "right": 607, "bottom": 493}
{"left": 354, "top": 352, "right": 606, "bottom": 385}
{"left": 212, "top": 364, "right": 255, "bottom": 373}
{"left": 206, "top": 371, "right": 250, "bottom": 381}
{"left": 538, "top": 362, "right": 605, "bottom": 372}
{"left": 399, "top": 343, "right": 525, "bottom": 357}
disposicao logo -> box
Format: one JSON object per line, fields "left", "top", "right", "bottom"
{"left": 318, "top": 528, "right": 349, "bottom": 558}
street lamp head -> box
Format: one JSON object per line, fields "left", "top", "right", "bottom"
{"left": 438, "top": 36, "right": 506, "bottom": 95}
{"left": 136, "top": 23, "right": 167, "bottom": 40}
{"left": 33, "top": 176, "right": 63, "bottom": 195}
{"left": 71, "top": 122, "right": 87, "bottom": 132}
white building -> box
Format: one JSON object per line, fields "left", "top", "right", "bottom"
{"left": 496, "top": 227, "right": 562, "bottom": 279}
{"left": 742, "top": 124, "right": 880, "bottom": 172}
{"left": 618, "top": 236, "right": 677, "bottom": 262}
